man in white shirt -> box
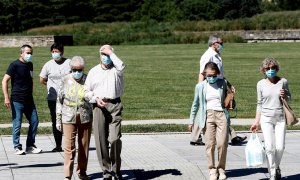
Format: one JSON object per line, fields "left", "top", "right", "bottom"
{"left": 84, "top": 45, "right": 125, "bottom": 180}
{"left": 190, "top": 35, "right": 246, "bottom": 146}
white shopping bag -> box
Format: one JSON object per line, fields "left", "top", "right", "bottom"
{"left": 245, "top": 133, "right": 266, "bottom": 167}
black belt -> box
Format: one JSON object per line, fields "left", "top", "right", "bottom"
{"left": 102, "top": 97, "right": 121, "bottom": 104}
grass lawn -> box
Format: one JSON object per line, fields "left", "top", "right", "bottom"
{"left": 0, "top": 43, "right": 299, "bottom": 124}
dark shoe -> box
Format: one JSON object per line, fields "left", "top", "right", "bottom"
{"left": 52, "top": 147, "right": 63, "bottom": 152}
{"left": 190, "top": 141, "right": 205, "bottom": 146}
{"left": 103, "top": 177, "right": 112, "bottom": 180}
{"left": 114, "top": 172, "right": 123, "bottom": 180}
{"left": 231, "top": 136, "right": 247, "bottom": 145}
{"left": 276, "top": 167, "right": 281, "bottom": 180}
{"left": 78, "top": 172, "right": 89, "bottom": 180}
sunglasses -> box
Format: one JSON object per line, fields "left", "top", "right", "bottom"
{"left": 206, "top": 75, "right": 217, "bottom": 78}
{"left": 265, "top": 66, "right": 276, "bottom": 70}
{"left": 72, "top": 69, "right": 83, "bottom": 72}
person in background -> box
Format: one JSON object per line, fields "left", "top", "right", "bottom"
{"left": 39, "top": 42, "right": 71, "bottom": 152}
{"left": 56, "top": 56, "right": 92, "bottom": 180}
{"left": 190, "top": 35, "right": 246, "bottom": 146}
{"left": 189, "top": 62, "right": 229, "bottom": 180}
{"left": 84, "top": 44, "right": 125, "bottom": 180}
{"left": 250, "top": 57, "right": 290, "bottom": 180}
{"left": 2, "top": 44, "right": 42, "bottom": 155}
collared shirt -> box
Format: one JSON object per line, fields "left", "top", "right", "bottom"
{"left": 84, "top": 53, "right": 125, "bottom": 103}
{"left": 199, "top": 47, "right": 224, "bottom": 79}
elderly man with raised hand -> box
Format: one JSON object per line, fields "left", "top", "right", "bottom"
{"left": 84, "top": 44, "right": 125, "bottom": 180}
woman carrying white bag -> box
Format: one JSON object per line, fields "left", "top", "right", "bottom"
{"left": 250, "top": 57, "right": 291, "bottom": 180}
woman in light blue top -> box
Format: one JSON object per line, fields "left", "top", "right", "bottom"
{"left": 188, "top": 62, "right": 230, "bottom": 180}
{"left": 250, "top": 57, "right": 290, "bottom": 180}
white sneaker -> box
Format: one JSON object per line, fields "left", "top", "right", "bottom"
{"left": 14, "top": 148, "right": 25, "bottom": 155}
{"left": 26, "top": 145, "right": 42, "bottom": 154}
{"left": 219, "top": 172, "right": 227, "bottom": 180}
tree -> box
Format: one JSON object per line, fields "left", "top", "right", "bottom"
{"left": 133, "top": 0, "right": 182, "bottom": 22}
{"left": 0, "top": 0, "right": 20, "bottom": 34}
{"left": 178, "top": 0, "right": 220, "bottom": 20}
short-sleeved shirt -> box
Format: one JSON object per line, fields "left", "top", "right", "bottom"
{"left": 6, "top": 59, "right": 34, "bottom": 103}
{"left": 199, "top": 47, "right": 224, "bottom": 79}
{"left": 39, "top": 58, "right": 71, "bottom": 101}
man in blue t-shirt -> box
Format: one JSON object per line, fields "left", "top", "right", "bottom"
{"left": 2, "top": 44, "right": 42, "bottom": 155}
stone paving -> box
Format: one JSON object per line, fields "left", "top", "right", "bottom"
{"left": 1, "top": 131, "right": 300, "bottom": 180}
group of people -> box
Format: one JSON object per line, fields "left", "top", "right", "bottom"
{"left": 2, "top": 37, "right": 291, "bottom": 180}
{"left": 188, "top": 35, "right": 290, "bottom": 180}
{"left": 2, "top": 43, "right": 125, "bottom": 180}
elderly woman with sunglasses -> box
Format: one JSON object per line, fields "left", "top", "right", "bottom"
{"left": 56, "top": 56, "right": 93, "bottom": 180}
{"left": 250, "top": 57, "right": 291, "bottom": 180}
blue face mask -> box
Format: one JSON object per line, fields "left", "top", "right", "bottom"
{"left": 24, "top": 54, "right": 32, "bottom": 62}
{"left": 52, "top": 53, "right": 61, "bottom": 60}
{"left": 218, "top": 44, "right": 224, "bottom": 54}
{"left": 207, "top": 76, "right": 218, "bottom": 84}
{"left": 72, "top": 71, "right": 83, "bottom": 80}
{"left": 101, "top": 55, "right": 112, "bottom": 65}
{"left": 265, "top": 69, "right": 277, "bottom": 78}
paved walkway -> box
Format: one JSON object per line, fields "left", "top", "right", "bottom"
{"left": 1, "top": 119, "right": 300, "bottom": 179}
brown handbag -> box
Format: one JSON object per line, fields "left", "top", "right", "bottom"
{"left": 281, "top": 97, "right": 298, "bottom": 126}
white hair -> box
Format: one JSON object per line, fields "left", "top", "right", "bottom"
{"left": 70, "top": 56, "right": 85, "bottom": 67}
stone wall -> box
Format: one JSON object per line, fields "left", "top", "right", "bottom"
{"left": 0, "top": 35, "right": 73, "bottom": 47}
{"left": 0, "top": 30, "right": 300, "bottom": 47}
{"left": 199, "top": 29, "right": 300, "bottom": 43}
{"left": 0, "top": 35, "right": 54, "bottom": 47}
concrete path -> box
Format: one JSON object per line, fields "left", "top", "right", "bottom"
{"left": 1, "top": 131, "right": 300, "bottom": 180}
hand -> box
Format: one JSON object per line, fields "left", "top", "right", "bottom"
{"left": 250, "top": 123, "right": 258, "bottom": 132}
{"left": 96, "top": 98, "right": 107, "bottom": 108}
{"left": 100, "top": 46, "right": 113, "bottom": 56}
{"left": 280, "top": 88, "right": 286, "bottom": 98}
{"left": 56, "top": 122, "right": 62, "bottom": 132}
{"left": 188, "top": 124, "right": 193, "bottom": 132}
{"left": 4, "top": 97, "right": 11, "bottom": 109}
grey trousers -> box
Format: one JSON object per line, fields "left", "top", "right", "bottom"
{"left": 93, "top": 101, "right": 123, "bottom": 178}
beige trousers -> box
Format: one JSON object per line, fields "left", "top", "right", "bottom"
{"left": 63, "top": 115, "right": 92, "bottom": 178}
{"left": 93, "top": 101, "right": 123, "bottom": 178}
{"left": 204, "top": 109, "right": 229, "bottom": 172}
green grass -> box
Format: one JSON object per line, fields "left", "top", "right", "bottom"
{"left": 0, "top": 43, "right": 299, "bottom": 124}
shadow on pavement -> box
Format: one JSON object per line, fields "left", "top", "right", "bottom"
{"left": 10, "top": 162, "right": 63, "bottom": 169}
{"left": 283, "top": 174, "right": 300, "bottom": 180}
{"left": 89, "top": 169, "right": 182, "bottom": 180}
{"left": 226, "top": 167, "right": 268, "bottom": 178}
{"left": 0, "top": 163, "right": 17, "bottom": 167}
{"left": 132, "top": 169, "right": 182, "bottom": 179}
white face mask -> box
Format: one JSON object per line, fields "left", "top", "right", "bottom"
{"left": 52, "top": 52, "right": 61, "bottom": 60}
{"left": 72, "top": 70, "right": 83, "bottom": 79}
{"left": 24, "top": 54, "right": 32, "bottom": 62}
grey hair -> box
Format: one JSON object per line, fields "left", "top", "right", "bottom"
{"left": 70, "top": 56, "right": 85, "bottom": 67}
{"left": 20, "top": 44, "right": 32, "bottom": 54}
{"left": 99, "top": 44, "right": 114, "bottom": 53}
{"left": 260, "top": 57, "right": 280, "bottom": 73}
{"left": 208, "top": 35, "right": 220, "bottom": 46}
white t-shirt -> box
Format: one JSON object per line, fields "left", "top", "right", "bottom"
{"left": 40, "top": 58, "right": 71, "bottom": 101}
{"left": 200, "top": 47, "right": 224, "bottom": 79}
{"left": 206, "top": 83, "right": 223, "bottom": 111}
